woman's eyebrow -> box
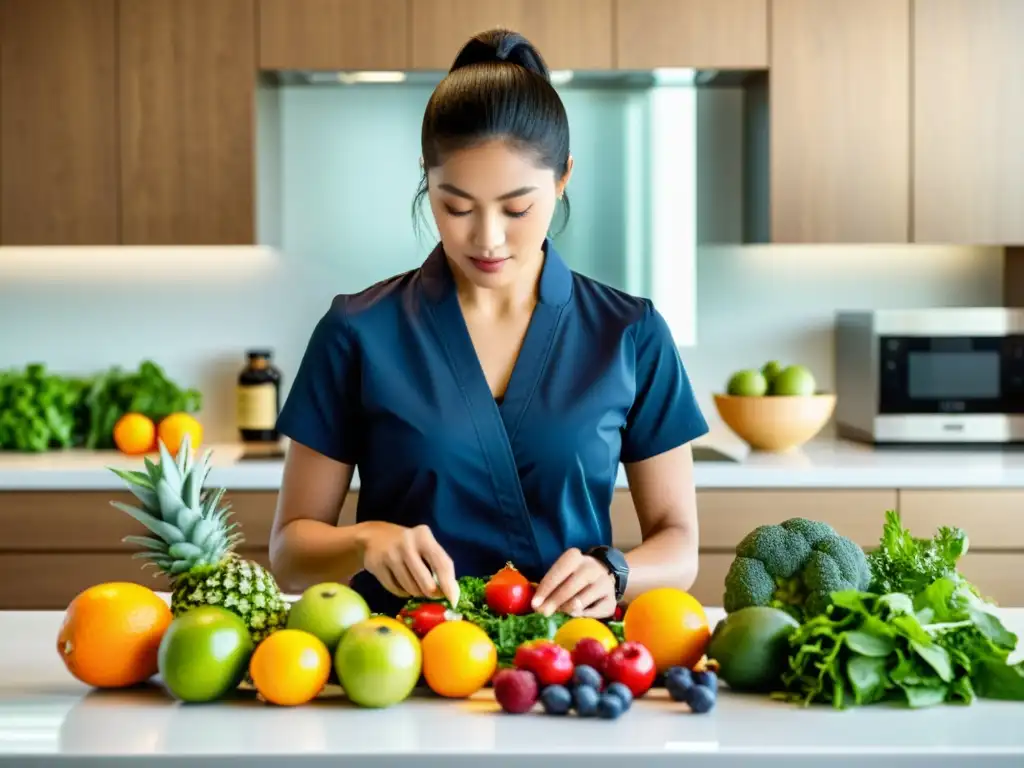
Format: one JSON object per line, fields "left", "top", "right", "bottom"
{"left": 438, "top": 183, "right": 537, "bottom": 201}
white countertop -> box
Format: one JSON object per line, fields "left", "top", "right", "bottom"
{"left": 2, "top": 606, "right": 1023, "bottom": 767}
{"left": 5, "top": 429, "right": 1024, "bottom": 491}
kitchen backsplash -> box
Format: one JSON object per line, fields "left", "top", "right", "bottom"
{"left": 0, "top": 84, "right": 1004, "bottom": 443}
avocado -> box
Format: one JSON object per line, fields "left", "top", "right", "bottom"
{"left": 707, "top": 606, "right": 800, "bottom": 693}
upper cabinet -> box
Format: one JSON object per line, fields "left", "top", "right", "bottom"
{"left": 913, "top": 0, "right": 1024, "bottom": 246}
{"left": 410, "top": 0, "right": 615, "bottom": 71}
{"left": 768, "top": 0, "right": 910, "bottom": 244}
{"left": 2, "top": 0, "right": 1021, "bottom": 248}
{"left": 259, "top": 0, "right": 410, "bottom": 71}
{"left": 616, "top": 0, "right": 768, "bottom": 69}
{"left": 0, "top": 0, "right": 256, "bottom": 246}
{"left": 0, "top": 0, "right": 119, "bottom": 245}
{"left": 119, "top": 0, "right": 256, "bottom": 245}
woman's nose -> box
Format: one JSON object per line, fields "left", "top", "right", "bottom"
{"left": 472, "top": 211, "right": 505, "bottom": 251}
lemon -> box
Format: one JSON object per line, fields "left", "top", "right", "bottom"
{"left": 553, "top": 617, "right": 618, "bottom": 653}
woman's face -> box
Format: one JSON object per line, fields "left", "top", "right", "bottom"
{"left": 426, "top": 139, "right": 571, "bottom": 292}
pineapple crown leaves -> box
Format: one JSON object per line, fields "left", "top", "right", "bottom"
{"left": 106, "top": 435, "right": 245, "bottom": 572}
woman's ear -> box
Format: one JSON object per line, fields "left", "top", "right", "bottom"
{"left": 557, "top": 154, "right": 574, "bottom": 198}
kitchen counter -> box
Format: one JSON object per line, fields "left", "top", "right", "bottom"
{"left": 6, "top": 431, "right": 1024, "bottom": 490}
{"left": 2, "top": 606, "right": 1023, "bottom": 767}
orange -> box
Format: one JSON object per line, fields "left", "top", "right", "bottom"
{"left": 157, "top": 413, "right": 203, "bottom": 455}
{"left": 113, "top": 413, "right": 156, "bottom": 455}
{"left": 57, "top": 582, "right": 172, "bottom": 688}
{"left": 553, "top": 617, "right": 619, "bottom": 653}
{"left": 249, "top": 629, "right": 331, "bottom": 706}
{"left": 623, "top": 587, "right": 710, "bottom": 673}
{"left": 421, "top": 620, "right": 497, "bottom": 698}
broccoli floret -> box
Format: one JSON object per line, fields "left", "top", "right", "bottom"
{"left": 722, "top": 517, "right": 871, "bottom": 622}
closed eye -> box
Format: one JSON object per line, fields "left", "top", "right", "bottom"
{"left": 444, "top": 204, "right": 533, "bottom": 219}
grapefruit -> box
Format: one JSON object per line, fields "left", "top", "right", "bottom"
{"left": 553, "top": 617, "right": 618, "bottom": 653}
{"left": 623, "top": 588, "right": 710, "bottom": 673}
{"left": 250, "top": 629, "right": 331, "bottom": 706}
{"left": 57, "top": 582, "right": 172, "bottom": 688}
{"left": 421, "top": 620, "right": 497, "bottom": 698}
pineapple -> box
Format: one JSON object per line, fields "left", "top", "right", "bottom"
{"left": 108, "top": 435, "right": 289, "bottom": 643}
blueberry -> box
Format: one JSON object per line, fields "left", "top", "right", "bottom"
{"left": 693, "top": 670, "right": 718, "bottom": 693}
{"left": 665, "top": 671, "right": 693, "bottom": 703}
{"left": 540, "top": 684, "right": 573, "bottom": 715}
{"left": 666, "top": 666, "right": 694, "bottom": 689}
{"left": 604, "top": 681, "right": 633, "bottom": 710}
{"left": 597, "top": 693, "right": 625, "bottom": 719}
{"left": 573, "top": 665, "right": 604, "bottom": 690}
{"left": 572, "top": 684, "right": 600, "bottom": 717}
{"left": 687, "top": 684, "right": 716, "bottom": 714}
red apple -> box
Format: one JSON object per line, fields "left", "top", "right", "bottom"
{"left": 513, "top": 640, "right": 574, "bottom": 687}
{"left": 603, "top": 641, "right": 656, "bottom": 697}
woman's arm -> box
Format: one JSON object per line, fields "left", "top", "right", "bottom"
{"left": 620, "top": 441, "right": 700, "bottom": 601}
{"left": 268, "top": 440, "right": 366, "bottom": 593}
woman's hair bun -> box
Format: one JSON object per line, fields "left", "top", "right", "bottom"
{"left": 449, "top": 28, "right": 551, "bottom": 82}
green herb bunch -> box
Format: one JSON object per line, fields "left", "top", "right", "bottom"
{"left": 0, "top": 361, "right": 201, "bottom": 452}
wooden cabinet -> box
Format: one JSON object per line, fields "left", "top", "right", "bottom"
{"left": 410, "top": 0, "right": 614, "bottom": 71}
{"left": 913, "top": 0, "right": 1024, "bottom": 245}
{"left": 615, "top": 0, "right": 768, "bottom": 69}
{"left": 258, "top": 0, "right": 410, "bottom": 71}
{"left": 10, "top": 485, "right": 1024, "bottom": 610}
{"left": 767, "top": 0, "right": 911, "bottom": 244}
{"left": 0, "top": 0, "right": 119, "bottom": 245}
{"left": 119, "top": 0, "right": 256, "bottom": 245}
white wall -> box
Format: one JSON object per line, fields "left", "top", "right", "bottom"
{"left": 0, "top": 86, "right": 1004, "bottom": 443}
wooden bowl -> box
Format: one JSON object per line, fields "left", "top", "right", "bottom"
{"left": 713, "top": 393, "right": 836, "bottom": 452}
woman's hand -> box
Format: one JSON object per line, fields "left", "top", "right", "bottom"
{"left": 531, "top": 548, "right": 617, "bottom": 619}
{"left": 358, "top": 522, "right": 459, "bottom": 605}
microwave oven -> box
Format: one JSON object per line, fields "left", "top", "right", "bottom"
{"left": 834, "top": 308, "right": 1024, "bottom": 444}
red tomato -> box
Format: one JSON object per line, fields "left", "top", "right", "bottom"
{"left": 485, "top": 564, "right": 535, "bottom": 616}
{"left": 399, "top": 602, "right": 454, "bottom": 637}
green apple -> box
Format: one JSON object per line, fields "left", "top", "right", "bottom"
{"left": 761, "top": 360, "right": 783, "bottom": 387}
{"left": 334, "top": 617, "right": 422, "bottom": 708}
{"left": 726, "top": 369, "right": 769, "bottom": 397}
{"left": 771, "top": 364, "right": 817, "bottom": 396}
{"left": 158, "top": 606, "right": 253, "bottom": 703}
{"left": 286, "top": 582, "right": 370, "bottom": 653}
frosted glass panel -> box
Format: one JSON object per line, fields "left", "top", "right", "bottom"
{"left": 263, "top": 80, "right": 697, "bottom": 344}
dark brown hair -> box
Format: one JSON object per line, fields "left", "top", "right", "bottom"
{"left": 412, "top": 28, "right": 571, "bottom": 237}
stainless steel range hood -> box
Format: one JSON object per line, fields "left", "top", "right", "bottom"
{"left": 263, "top": 67, "right": 749, "bottom": 90}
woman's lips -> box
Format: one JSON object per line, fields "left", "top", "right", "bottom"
{"left": 469, "top": 257, "right": 509, "bottom": 274}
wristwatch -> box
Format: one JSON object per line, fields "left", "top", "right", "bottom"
{"left": 586, "top": 545, "right": 629, "bottom": 602}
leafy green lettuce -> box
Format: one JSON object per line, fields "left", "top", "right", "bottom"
{"left": 772, "top": 576, "right": 1024, "bottom": 709}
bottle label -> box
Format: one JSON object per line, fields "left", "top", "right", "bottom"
{"left": 237, "top": 384, "right": 278, "bottom": 430}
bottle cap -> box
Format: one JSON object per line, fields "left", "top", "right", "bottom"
{"left": 246, "top": 349, "right": 273, "bottom": 359}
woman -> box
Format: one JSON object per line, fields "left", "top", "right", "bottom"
{"left": 268, "top": 28, "right": 708, "bottom": 621}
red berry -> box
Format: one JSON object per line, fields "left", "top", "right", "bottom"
{"left": 493, "top": 669, "right": 539, "bottom": 714}
{"left": 571, "top": 638, "right": 609, "bottom": 674}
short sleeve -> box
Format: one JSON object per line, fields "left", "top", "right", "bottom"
{"left": 276, "top": 299, "right": 363, "bottom": 465}
{"left": 620, "top": 302, "right": 709, "bottom": 463}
